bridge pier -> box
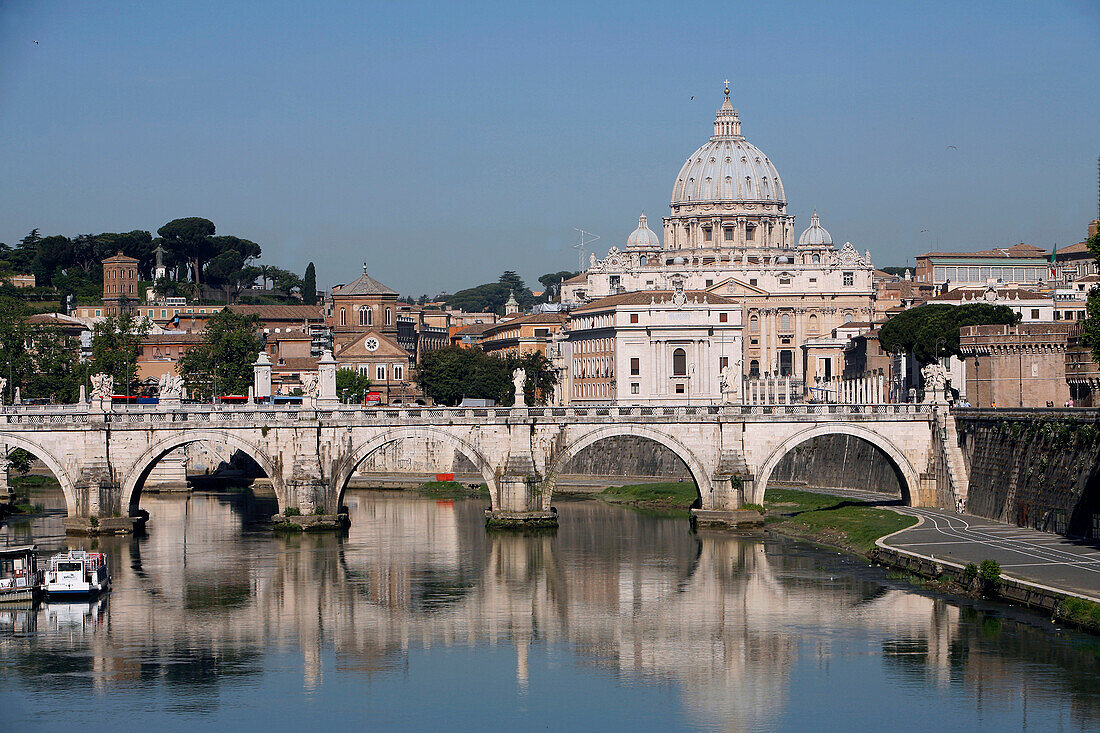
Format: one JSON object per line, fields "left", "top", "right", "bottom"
{"left": 274, "top": 461, "right": 348, "bottom": 532}
{"left": 63, "top": 462, "right": 144, "bottom": 535}
{"left": 486, "top": 454, "right": 557, "bottom": 529}
{"left": 692, "top": 448, "right": 765, "bottom": 529}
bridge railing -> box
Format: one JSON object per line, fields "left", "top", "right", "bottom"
{"left": 0, "top": 402, "right": 933, "bottom": 427}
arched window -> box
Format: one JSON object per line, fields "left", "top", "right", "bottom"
{"left": 749, "top": 315, "right": 759, "bottom": 333}
{"left": 843, "top": 312, "right": 854, "bottom": 324}
{"left": 339, "top": 308, "right": 346, "bottom": 326}
{"left": 749, "top": 360, "right": 760, "bottom": 377}
{"left": 672, "top": 348, "right": 687, "bottom": 376}
{"left": 385, "top": 307, "right": 392, "bottom": 326}
{"left": 359, "top": 308, "right": 368, "bottom": 326}
{"left": 808, "top": 314, "right": 820, "bottom": 333}
{"left": 780, "top": 313, "right": 791, "bottom": 331}
{"left": 811, "top": 254, "right": 821, "bottom": 264}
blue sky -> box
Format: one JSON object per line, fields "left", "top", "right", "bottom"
{"left": 1, "top": 0, "right": 1097, "bottom": 295}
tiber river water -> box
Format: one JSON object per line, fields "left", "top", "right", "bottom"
{"left": 1, "top": 487, "right": 1099, "bottom": 732}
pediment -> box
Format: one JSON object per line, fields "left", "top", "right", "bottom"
{"left": 708, "top": 277, "right": 769, "bottom": 296}
{"left": 335, "top": 330, "right": 409, "bottom": 359}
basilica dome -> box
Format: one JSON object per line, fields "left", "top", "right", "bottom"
{"left": 626, "top": 212, "right": 660, "bottom": 248}
{"left": 797, "top": 210, "right": 832, "bottom": 245}
{"left": 671, "top": 89, "right": 786, "bottom": 207}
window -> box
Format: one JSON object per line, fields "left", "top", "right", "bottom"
{"left": 672, "top": 348, "right": 687, "bottom": 376}
{"left": 719, "top": 356, "right": 729, "bottom": 370}
{"left": 1030, "top": 309, "right": 1040, "bottom": 320}
{"left": 780, "top": 313, "right": 791, "bottom": 331}
{"left": 749, "top": 315, "right": 759, "bottom": 332}
{"left": 811, "top": 254, "right": 820, "bottom": 264}
{"left": 750, "top": 338, "right": 758, "bottom": 345}
{"left": 719, "top": 312, "right": 728, "bottom": 323}
{"left": 749, "top": 278, "right": 758, "bottom": 286}
{"left": 703, "top": 227, "right": 712, "bottom": 242}
{"left": 340, "top": 308, "right": 346, "bottom": 326}
{"left": 630, "top": 313, "right": 639, "bottom": 323}
{"left": 609, "top": 275, "right": 620, "bottom": 289}
{"left": 358, "top": 365, "right": 369, "bottom": 376}
{"left": 675, "top": 383, "right": 685, "bottom": 394}
{"left": 749, "top": 360, "right": 760, "bottom": 377}
{"left": 630, "top": 357, "right": 640, "bottom": 376}
{"left": 843, "top": 313, "right": 854, "bottom": 324}
{"left": 779, "top": 350, "right": 793, "bottom": 376}
{"left": 385, "top": 308, "right": 392, "bottom": 326}
{"left": 705, "top": 279, "right": 713, "bottom": 288}
{"left": 376, "top": 365, "right": 387, "bottom": 381}
{"left": 746, "top": 225, "right": 755, "bottom": 241}
{"left": 359, "top": 308, "right": 368, "bottom": 326}
{"left": 843, "top": 271, "right": 854, "bottom": 287}
{"left": 779, "top": 277, "right": 791, "bottom": 286}
{"left": 631, "top": 383, "right": 639, "bottom": 394}
{"left": 393, "top": 364, "right": 403, "bottom": 380}
{"left": 809, "top": 277, "right": 817, "bottom": 283}
{"left": 724, "top": 226, "right": 734, "bottom": 241}
{"left": 808, "top": 314, "right": 819, "bottom": 333}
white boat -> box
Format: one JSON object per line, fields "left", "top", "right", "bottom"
{"left": 45, "top": 550, "right": 110, "bottom": 599}
{"left": 0, "top": 545, "right": 43, "bottom": 604}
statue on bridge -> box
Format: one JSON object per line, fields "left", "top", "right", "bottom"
{"left": 0, "top": 377, "right": 6, "bottom": 404}
{"left": 512, "top": 368, "right": 527, "bottom": 406}
{"left": 158, "top": 374, "right": 184, "bottom": 401}
{"left": 719, "top": 360, "right": 742, "bottom": 404}
{"left": 90, "top": 373, "right": 114, "bottom": 401}
{"left": 920, "top": 363, "right": 948, "bottom": 404}
{"left": 300, "top": 372, "right": 320, "bottom": 398}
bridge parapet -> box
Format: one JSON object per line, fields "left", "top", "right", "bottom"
{"left": 1, "top": 402, "right": 934, "bottom": 430}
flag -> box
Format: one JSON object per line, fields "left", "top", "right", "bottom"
{"left": 1050, "top": 242, "right": 1057, "bottom": 279}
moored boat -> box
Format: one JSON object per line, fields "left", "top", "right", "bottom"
{"left": 45, "top": 550, "right": 110, "bottom": 599}
{"left": 0, "top": 545, "right": 43, "bottom": 604}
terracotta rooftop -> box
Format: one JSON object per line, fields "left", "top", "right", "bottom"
{"left": 917, "top": 243, "right": 1048, "bottom": 259}
{"left": 926, "top": 286, "right": 1047, "bottom": 303}
{"left": 227, "top": 304, "right": 324, "bottom": 321}
{"left": 481, "top": 312, "right": 566, "bottom": 336}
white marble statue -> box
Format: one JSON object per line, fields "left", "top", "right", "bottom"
{"left": 920, "top": 363, "right": 948, "bottom": 404}
{"left": 90, "top": 373, "right": 114, "bottom": 400}
{"left": 158, "top": 374, "right": 184, "bottom": 400}
{"left": 512, "top": 368, "right": 527, "bottom": 406}
{"left": 300, "top": 372, "right": 320, "bottom": 398}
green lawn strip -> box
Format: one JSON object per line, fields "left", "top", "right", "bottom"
{"left": 1055, "top": 597, "right": 1100, "bottom": 634}
{"left": 763, "top": 488, "right": 917, "bottom": 555}
{"left": 600, "top": 481, "right": 698, "bottom": 511}
{"left": 416, "top": 480, "right": 490, "bottom": 499}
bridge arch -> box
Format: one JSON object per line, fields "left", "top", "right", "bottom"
{"left": 544, "top": 425, "right": 713, "bottom": 506}
{"left": 753, "top": 424, "right": 920, "bottom": 505}
{"left": 121, "top": 430, "right": 284, "bottom": 514}
{"left": 335, "top": 427, "right": 498, "bottom": 510}
{"left": 0, "top": 432, "right": 79, "bottom": 516}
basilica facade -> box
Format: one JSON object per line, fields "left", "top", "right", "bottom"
{"left": 561, "top": 84, "right": 878, "bottom": 387}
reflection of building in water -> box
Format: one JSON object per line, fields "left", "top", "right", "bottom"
{"left": 6, "top": 492, "right": 1097, "bottom": 727}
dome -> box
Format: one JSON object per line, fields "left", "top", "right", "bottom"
{"left": 626, "top": 212, "right": 660, "bottom": 248}
{"left": 670, "top": 88, "right": 786, "bottom": 207}
{"left": 798, "top": 209, "right": 832, "bottom": 245}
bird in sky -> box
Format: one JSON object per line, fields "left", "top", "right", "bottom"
{"left": 947, "top": 145, "right": 958, "bottom": 150}
{"left": 690, "top": 95, "right": 694, "bottom": 100}
{"left": 920, "top": 229, "right": 929, "bottom": 233}
{"left": 33, "top": 40, "right": 39, "bottom": 44}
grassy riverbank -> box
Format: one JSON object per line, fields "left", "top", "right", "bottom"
{"left": 415, "top": 480, "right": 490, "bottom": 499}
{"left": 763, "top": 488, "right": 917, "bottom": 554}
{"left": 599, "top": 481, "right": 697, "bottom": 515}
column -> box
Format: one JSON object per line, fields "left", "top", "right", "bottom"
{"left": 253, "top": 352, "right": 273, "bottom": 401}
{"left": 317, "top": 350, "right": 337, "bottom": 407}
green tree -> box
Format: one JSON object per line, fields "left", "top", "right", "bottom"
{"left": 302, "top": 262, "right": 317, "bottom": 305}
{"left": 24, "top": 326, "right": 85, "bottom": 403}
{"left": 158, "top": 217, "right": 216, "bottom": 287}
{"left": 335, "top": 368, "right": 372, "bottom": 402}
{"left": 31, "top": 235, "right": 72, "bottom": 287}
{"left": 416, "top": 346, "right": 510, "bottom": 406}
{"left": 177, "top": 309, "right": 262, "bottom": 399}
{"left": 879, "top": 303, "right": 1019, "bottom": 364}
{"left": 1082, "top": 228, "right": 1100, "bottom": 365}
{"left": 90, "top": 312, "right": 151, "bottom": 394}
{"left": 0, "top": 298, "right": 32, "bottom": 399}
{"left": 273, "top": 268, "right": 303, "bottom": 297}
{"left": 537, "top": 271, "right": 580, "bottom": 302}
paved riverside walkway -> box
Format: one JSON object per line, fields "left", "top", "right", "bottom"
{"left": 773, "top": 486, "right": 1100, "bottom": 601}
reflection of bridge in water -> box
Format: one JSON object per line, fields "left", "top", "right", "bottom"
{"left": 6, "top": 492, "right": 1093, "bottom": 728}
{"left": 0, "top": 403, "right": 950, "bottom": 532}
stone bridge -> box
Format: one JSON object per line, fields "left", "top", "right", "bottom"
{"left": 0, "top": 402, "right": 944, "bottom": 532}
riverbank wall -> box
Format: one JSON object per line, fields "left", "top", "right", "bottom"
{"left": 954, "top": 409, "right": 1100, "bottom": 538}
{"left": 768, "top": 434, "right": 904, "bottom": 495}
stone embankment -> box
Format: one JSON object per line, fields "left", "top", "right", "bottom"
{"left": 954, "top": 409, "right": 1100, "bottom": 537}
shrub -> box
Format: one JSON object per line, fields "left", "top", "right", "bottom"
{"left": 88, "top": 515, "right": 99, "bottom": 527}
{"left": 979, "top": 559, "right": 1001, "bottom": 590}
{"left": 963, "top": 563, "right": 979, "bottom": 582}
{"left": 313, "top": 506, "right": 326, "bottom": 515}
{"left": 283, "top": 507, "right": 301, "bottom": 517}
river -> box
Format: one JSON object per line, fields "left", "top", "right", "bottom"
{"left": 2, "top": 487, "right": 1099, "bottom": 731}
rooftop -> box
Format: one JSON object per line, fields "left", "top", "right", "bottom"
{"left": 572, "top": 290, "right": 739, "bottom": 312}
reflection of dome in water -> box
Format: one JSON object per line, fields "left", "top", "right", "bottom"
{"left": 670, "top": 88, "right": 786, "bottom": 207}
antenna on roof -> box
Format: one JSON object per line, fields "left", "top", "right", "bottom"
{"left": 572, "top": 228, "right": 600, "bottom": 271}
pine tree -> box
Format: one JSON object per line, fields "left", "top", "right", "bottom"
{"left": 303, "top": 262, "right": 317, "bottom": 305}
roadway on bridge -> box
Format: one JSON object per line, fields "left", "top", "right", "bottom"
{"left": 779, "top": 486, "right": 1100, "bottom": 601}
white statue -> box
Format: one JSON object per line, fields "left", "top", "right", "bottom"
{"left": 158, "top": 374, "right": 184, "bottom": 400}
{"left": 920, "top": 363, "right": 948, "bottom": 404}
{"left": 300, "top": 372, "right": 320, "bottom": 398}
{"left": 0, "top": 377, "right": 6, "bottom": 404}
{"left": 90, "top": 373, "right": 114, "bottom": 400}
{"left": 512, "top": 368, "right": 527, "bottom": 406}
